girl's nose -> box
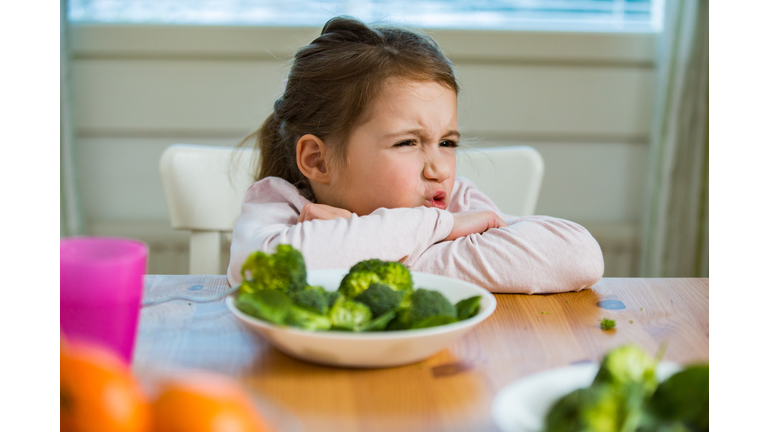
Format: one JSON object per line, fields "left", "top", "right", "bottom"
{"left": 423, "top": 153, "right": 451, "bottom": 182}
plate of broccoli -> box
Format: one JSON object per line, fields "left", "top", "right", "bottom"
{"left": 492, "top": 344, "right": 709, "bottom": 432}
{"left": 225, "top": 245, "right": 497, "bottom": 368}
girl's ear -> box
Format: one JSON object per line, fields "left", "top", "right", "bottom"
{"left": 296, "top": 134, "right": 332, "bottom": 185}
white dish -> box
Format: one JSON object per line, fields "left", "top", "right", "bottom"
{"left": 491, "top": 361, "right": 682, "bottom": 432}
{"left": 226, "top": 268, "right": 496, "bottom": 368}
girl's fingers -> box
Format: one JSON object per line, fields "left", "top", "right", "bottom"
{"left": 445, "top": 210, "right": 507, "bottom": 241}
{"left": 298, "top": 203, "right": 352, "bottom": 223}
{"left": 297, "top": 204, "right": 309, "bottom": 223}
{"left": 492, "top": 213, "right": 508, "bottom": 229}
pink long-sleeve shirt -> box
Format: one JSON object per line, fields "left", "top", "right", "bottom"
{"left": 227, "top": 176, "right": 604, "bottom": 294}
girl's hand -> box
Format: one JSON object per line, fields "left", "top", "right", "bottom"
{"left": 298, "top": 203, "right": 353, "bottom": 223}
{"left": 444, "top": 210, "right": 508, "bottom": 241}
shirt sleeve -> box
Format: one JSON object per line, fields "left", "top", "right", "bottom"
{"left": 413, "top": 177, "right": 605, "bottom": 294}
{"left": 408, "top": 216, "right": 605, "bottom": 294}
{"left": 226, "top": 177, "right": 454, "bottom": 286}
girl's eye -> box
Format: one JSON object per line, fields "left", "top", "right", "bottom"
{"left": 394, "top": 140, "right": 416, "bottom": 147}
{"left": 440, "top": 140, "right": 459, "bottom": 148}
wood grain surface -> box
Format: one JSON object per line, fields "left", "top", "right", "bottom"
{"left": 134, "top": 276, "right": 709, "bottom": 432}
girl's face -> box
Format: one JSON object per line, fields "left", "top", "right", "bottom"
{"left": 327, "top": 79, "right": 459, "bottom": 216}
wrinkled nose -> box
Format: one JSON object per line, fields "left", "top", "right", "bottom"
{"left": 423, "top": 153, "right": 452, "bottom": 183}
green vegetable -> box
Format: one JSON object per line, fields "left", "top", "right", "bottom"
{"left": 286, "top": 304, "right": 332, "bottom": 331}
{"left": 325, "top": 291, "right": 343, "bottom": 308}
{"left": 338, "top": 259, "right": 413, "bottom": 300}
{"left": 354, "top": 283, "right": 405, "bottom": 318}
{"left": 389, "top": 288, "right": 457, "bottom": 330}
{"left": 410, "top": 315, "right": 458, "bottom": 329}
{"left": 455, "top": 296, "right": 482, "bottom": 320}
{"left": 593, "top": 344, "right": 658, "bottom": 395}
{"left": 373, "top": 261, "right": 414, "bottom": 293}
{"left": 290, "top": 285, "right": 329, "bottom": 315}
{"left": 330, "top": 299, "right": 373, "bottom": 332}
{"left": 638, "top": 364, "right": 709, "bottom": 432}
{"left": 361, "top": 310, "right": 397, "bottom": 331}
{"left": 337, "top": 271, "right": 380, "bottom": 300}
{"left": 600, "top": 318, "right": 616, "bottom": 330}
{"left": 545, "top": 383, "right": 629, "bottom": 432}
{"left": 239, "top": 244, "right": 307, "bottom": 295}
{"left": 235, "top": 289, "right": 292, "bottom": 325}
{"left": 544, "top": 344, "right": 707, "bottom": 432}
{"left": 233, "top": 249, "right": 483, "bottom": 333}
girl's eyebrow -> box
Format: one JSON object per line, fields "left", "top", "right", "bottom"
{"left": 383, "top": 129, "right": 461, "bottom": 139}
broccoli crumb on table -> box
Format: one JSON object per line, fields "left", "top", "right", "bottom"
{"left": 137, "top": 274, "right": 709, "bottom": 432}
{"left": 600, "top": 318, "right": 616, "bottom": 330}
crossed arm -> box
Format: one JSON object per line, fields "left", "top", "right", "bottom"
{"left": 298, "top": 202, "right": 508, "bottom": 242}
{"left": 294, "top": 203, "right": 603, "bottom": 294}
{"left": 227, "top": 176, "right": 604, "bottom": 293}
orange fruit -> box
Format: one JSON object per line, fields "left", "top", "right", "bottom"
{"left": 61, "top": 341, "right": 150, "bottom": 432}
{"left": 151, "top": 371, "right": 272, "bottom": 432}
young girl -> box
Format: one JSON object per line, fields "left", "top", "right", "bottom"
{"left": 227, "top": 16, "right": 604, "bottom": 294}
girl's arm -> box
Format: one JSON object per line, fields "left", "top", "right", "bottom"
{"left": 412, "top": 177, "right": 605, "bottom": 294}
{"left": 226, "top": 177, "right": 454, "bottom": 285}
{"left": 408, "top": 216, "right": 605, "bottom": 294}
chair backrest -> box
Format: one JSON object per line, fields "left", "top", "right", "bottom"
{"left": 160, "top": 144, "right": 544, "bottom": 274}
{"left": 456, "top": 146, "right": 544, "bottom": 217}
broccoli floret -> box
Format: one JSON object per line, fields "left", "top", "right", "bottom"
{"left": 546, "top": 345, "right": 699, "bottom": 432}
{"left": 337, "top": 271, "right": 381, "bottom": 299}
{"left": 390, "top": 288, "right": 457, "bottom": 329}
{"left": 329, "top": 299, "right": 372, "bottom": 332}
{"left": 545, "top": 383, "right": 629, "bottom": 432}
{"left": 600, "top": 318, "right": 616, "bottom": 330}
{"left": 375, "top": 261, "right": 414, "bottom": 292}
{"left": 354, "top": 283, "right": 405, "bottom": 318}
{"left": 593, "top": 344, "right": 658, "bottom": 396}
{"left": 348, "top": 258, "right": 383, "bottom": 273}
{"left": 239, "top": 244, "right": 306, "bottom": 294}
{"left": 338, "top": 259, "right": 414, "bottom": 300}
{"left": 286, "top": 304, "right": 332, "bottom": 331}
{"left": 325, "top": 291, "right": 343, "bottom": 308}
{"left": 455, "top": 296, "right": 482, "bottom": 320}
{"left": 640, "top": 364, "right": 709, "bottom": 432}
{"left": 235, "top": 289, "right": 293, "bottom": 325}
{"left": 290, "top": 285, "right": 329, "bottom": 315}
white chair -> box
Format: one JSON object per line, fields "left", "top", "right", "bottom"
{"left": 160, "top": 144, "right": 544, "bottom": 275}
{"left": 456, "top": 146, "right": 544, "bottom": 217}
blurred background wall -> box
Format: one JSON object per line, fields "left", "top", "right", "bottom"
{"left": 63, "top": 1, "right": 707, "bottom": 277}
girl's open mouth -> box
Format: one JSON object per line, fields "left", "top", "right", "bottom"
{"left": 427, "top": 191, "right": 447, "bottom": 209}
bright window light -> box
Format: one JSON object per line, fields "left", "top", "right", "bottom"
{"left": 67, "top": 0, "right": 665, "bottom": 33}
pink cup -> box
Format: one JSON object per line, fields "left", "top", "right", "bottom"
{"left": 60, "top": 237, "right": 148, "bottom": 364}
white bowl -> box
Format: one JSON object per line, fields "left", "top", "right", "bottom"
{"left": 226, "top": 269, "right": 497, "bottom": 368}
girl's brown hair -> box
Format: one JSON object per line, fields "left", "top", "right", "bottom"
{"left": 243, "top": 15, "right": 459, "bottom": 200}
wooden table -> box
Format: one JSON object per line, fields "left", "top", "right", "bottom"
{"left": 135, "top": 276, "right": 709, "bottom": 432}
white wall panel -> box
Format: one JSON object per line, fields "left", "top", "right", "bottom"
{"left": 504, "top": 142, "right": 648, "bottom": 223}
{"left": 72, "top": 59, "right": 653, "bottom": 139}
{"left": 456, "top": 65, "right": 654, "bottom": 139}
{"left": 77, "top": 138, "right": 239, "bottom": 222}
{"left": 72, "top": 60, "right": 286, "bottom": 134}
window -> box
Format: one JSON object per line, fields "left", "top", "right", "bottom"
{"left": 68, "top": 0, "right": 664, "bottom": 32}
